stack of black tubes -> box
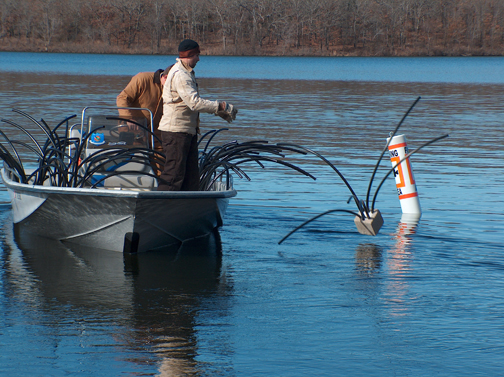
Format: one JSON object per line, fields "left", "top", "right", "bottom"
{"left": 197, "top": 129, "right": 318, "bottom": 191}
{"left": 0, "top": 110, "right": 321, "bottom": 192}
{"left": 0, "top": 109, "right": 165, "bottom": 188}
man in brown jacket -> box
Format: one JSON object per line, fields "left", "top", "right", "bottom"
{"left": 116, "top": 69, "right": 168, "bottom": 148}
{"left": 117, "top": 69, "right": 169, "bottom": 175}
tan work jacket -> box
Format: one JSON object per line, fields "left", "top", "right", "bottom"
{"left": 158, "top": 59, "right": 218, "bottom": 135}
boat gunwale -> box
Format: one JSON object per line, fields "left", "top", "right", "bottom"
{"left": 1, "top": 168, "right": 237, "bottom": 199}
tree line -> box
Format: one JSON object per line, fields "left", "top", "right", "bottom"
{"left": 0, "top": 0, "right": 503, "bottom": 56}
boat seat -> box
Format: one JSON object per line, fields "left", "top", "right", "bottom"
{"left": 84, "top": 116, "right": 157, "bottom": 189}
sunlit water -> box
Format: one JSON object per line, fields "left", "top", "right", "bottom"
{"left": 0, "top": 53, "right": 503, "bottom": 376}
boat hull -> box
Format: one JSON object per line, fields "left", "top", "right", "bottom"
{"left": 2, "top": 168, "right": 236, "bottom": 252}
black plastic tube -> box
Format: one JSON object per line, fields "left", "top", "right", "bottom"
{"left": 278, "top": 209, "right": 362, "bottom": 245}
{"left": 278, "top": 143, "right": 365, "bottom": 218}
{"left": 1, "top": 118, "right": 44, "bottom": 156}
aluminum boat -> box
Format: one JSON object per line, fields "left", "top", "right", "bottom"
{"left": 0, "top": 107, "right": 236, "bottom": 253}
{"left": 1, "top": 167, "right": 235, "bottom": 252}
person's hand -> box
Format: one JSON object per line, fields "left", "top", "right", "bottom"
{"left": 126, "top": 120, "right": 141, "bottom": 131}
{"left": 216, "top": 102, "right": 238, "bottom": 123}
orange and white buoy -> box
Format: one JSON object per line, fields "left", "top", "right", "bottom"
{"left": 387, "top": 134, "right": 421, "bottom": 215}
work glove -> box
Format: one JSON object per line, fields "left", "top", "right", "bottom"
{"left": 216, "top": 102, "right": 238, "bottom": 123}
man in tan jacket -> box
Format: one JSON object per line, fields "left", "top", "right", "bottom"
{"left": 157, "top": 39, "right": 237, "bottom": 191}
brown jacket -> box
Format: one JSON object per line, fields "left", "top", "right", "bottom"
{"left": 116, "top": 69, "right": 164, "bottom": 139}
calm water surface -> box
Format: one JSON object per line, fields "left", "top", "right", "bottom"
{"left": 0, "top": 53, "right": 503, "bottom": 376}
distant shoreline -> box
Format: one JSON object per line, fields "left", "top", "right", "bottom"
{"left": 1, "top": 39, "right": 502, "bottom": 58}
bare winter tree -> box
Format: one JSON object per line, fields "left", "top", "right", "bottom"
{"left": 208, "top": 0, "right": 232, "bottom": 54}
{"left": 30, "top": 0, "right": 64, "bottom": 51}
{"left": 110, "top": 0, "right": 148, "bottom": 48}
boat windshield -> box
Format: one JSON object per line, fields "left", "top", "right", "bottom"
{"left": 86, "top": 115, "right": 150, "bottom": 150}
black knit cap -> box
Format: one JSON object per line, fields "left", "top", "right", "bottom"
{"left": 178, "top": 39, "right": 199, "bottom": 52}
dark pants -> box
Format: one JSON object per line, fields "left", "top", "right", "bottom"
{"left": 157, "top": 131, "right": 199, "bottom": 191}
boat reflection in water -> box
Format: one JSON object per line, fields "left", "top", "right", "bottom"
{"left": 7, "top": 222, "right": 231, "bottom": 376}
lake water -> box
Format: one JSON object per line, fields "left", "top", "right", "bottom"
{"left": 0, "top": 52, "right": 503, "bottom": 376}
